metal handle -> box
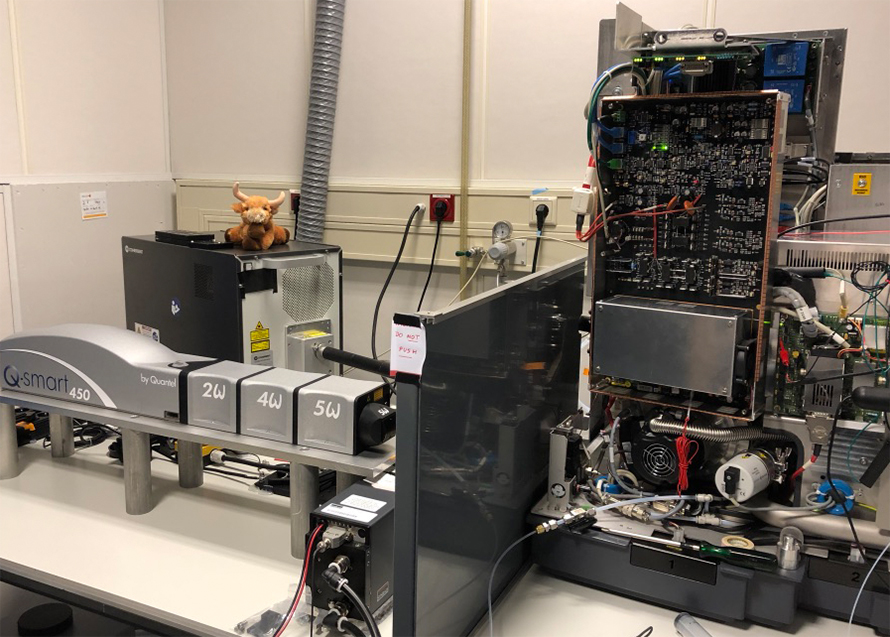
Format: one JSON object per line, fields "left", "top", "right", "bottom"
{"left": 259, "top": 255, "right": 325, "bottom": 270}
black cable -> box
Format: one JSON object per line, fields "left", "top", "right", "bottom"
{"left": 826, "top": 399, "right": 867, "bottom": 560}
{"left": 310, "top": 548, "right": 317, "bottom": 637}
{"left": 777, "top": 214, "right": 890, "bottom": 238}
{"left": 340, "top": 583, "right": 381, "bottom": 637}
{"left": 339, "top": 619, "right": 365, "bottom": 637}
{"left": 417, "top": 219, "right": 442, "bottom": 311}
{"left": 793, "top": 369, "right": 876, "bottom": 385}
{"left": 205, "top": 466, "right": 258, "bottom": 480}
{"left": 371, "top": 204, "right": 422, "bottom": 361}
{"left": 273, "top": 525, "right": 325, "bottom": 637}
{"left": 531, "top": 234, "right": 542, "bottom": 274}
{"left": 221, "top": 453, "right": 287, "bottom": 472}
{"left": 851, "top": 261, "right": 890, "bottom": 294}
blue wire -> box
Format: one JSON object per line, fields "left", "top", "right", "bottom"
{"left": 846, "top": 419, "right": 877, "bottom": 481}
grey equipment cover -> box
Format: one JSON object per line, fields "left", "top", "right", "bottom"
{"left": 0, "top": 323, "right": 210, "bottom": 419}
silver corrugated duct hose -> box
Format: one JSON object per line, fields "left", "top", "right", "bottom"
{"left": 649, "top": 415, "right": 789, "bottom": 443}
{"left": 298, "top": 0, "right": 346, "bottom": 242}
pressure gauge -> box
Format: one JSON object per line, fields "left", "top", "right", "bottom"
{"left": 492, "top": 220, "right": 513, "bottom": 242}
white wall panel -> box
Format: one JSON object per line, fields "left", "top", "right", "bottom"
{"left": 479, "top": 0, "right": 706, "bottom": 184}
{"left": 164, "top": 0, "right": 308, "bottom": 180}
{"left": 330, "top": 0, "right": 464, "bottom": 183}
{"left": 14, "top": 0, "right": 168, "bottom": 175}
{"left": 9, "top": 180, "right": 174, "bottom": 329}
{"left": 716, "top": 0, "right": 890, "bottom": 153}
{"left": 0, "top": 0, "right": 23, "bottom": 176}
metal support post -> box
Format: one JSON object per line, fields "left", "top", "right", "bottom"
{"left": 49, "top": 414, "right": 75, "bottom": 458}
{"left": 290, "top": 462, "right": 319, "bottom": 559}
{"left": 0, "top": 403, "right": 18, "bottom": 479}
{"left": 177, "top": 440, "right": 204, "bottom": 489}
{"left": 122, "top": 429, "right": 152, "bottom": 515}
{"left": 336, "top": 471, "right": 361, "bottom": 493}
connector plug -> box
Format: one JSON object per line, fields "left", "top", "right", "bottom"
{"left": 571, "top": 187, "right": 594, "bottom": 216}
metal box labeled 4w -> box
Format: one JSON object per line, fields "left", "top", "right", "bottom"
{"left": 239, "top": 368, "right": 325, "bottom": 443}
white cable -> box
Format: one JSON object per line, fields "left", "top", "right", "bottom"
{"left": 511, "top": 235, "right": 588, "bottom": 250}
{"left": 799, "top": 184, "right": 827, "bottom": 225}
{"left": 846, "top": 539, "right": 890, "bottom": 636}
{"left": 775, "top": 306, "right": 851, "bottom": 348}
{"left": 448, "top": 254, "right": 488, "bottom": 306}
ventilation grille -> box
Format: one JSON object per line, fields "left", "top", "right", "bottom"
{"left": 282, "top": 263, "right": 335, "bottom": 323}
{"left": 813, "top": 427, "right": 885, "bottom": 483}
{"left": 809, "top": 382, "right": 836, "bottom": 409}
{"left": 783, "top": 248, "right": 887, "bottom": 272}
{"left": 641, "top": 442, "right": 677, "bottom": 479}
{"left": 194, "top": 264, "right": 214, "bottom": 300}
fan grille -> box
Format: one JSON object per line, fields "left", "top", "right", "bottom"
{"left": 641, "top": 442, "right": 678, "bottom": 479}
{"left": 281, "top": 263, "right": 335, "bottom": 323}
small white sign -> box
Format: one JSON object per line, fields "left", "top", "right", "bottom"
{"left": 320, "top": 503, "right": 377, "bottom": 524}
{"left": 80, "top": 191, "right": 108, "bottom": 220}
{"left": 390, "top": 322, "right": 426, "bottom": 376}
{"left": 341, "top": 494, "right": 387, "bottom": 513}
{"left": 369, "top": 473, "right": 395, "bottom": 492}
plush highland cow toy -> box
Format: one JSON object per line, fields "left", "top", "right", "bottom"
{"left": 224, "top": 182, "right": 290, "bottom": 250}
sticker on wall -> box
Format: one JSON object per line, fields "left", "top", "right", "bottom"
{"left": 80, "top": 191, "right": 108, "bottom": 220}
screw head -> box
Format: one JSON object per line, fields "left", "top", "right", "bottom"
{"left": 595, "top": 366, "right": 601, "bottom": 372}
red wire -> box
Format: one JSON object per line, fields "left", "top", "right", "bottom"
{"left": 675, "top": 416, "right": 698, "bottom": 495}
{"left": 274, "top": 524, "right": 325, "bottom": 637}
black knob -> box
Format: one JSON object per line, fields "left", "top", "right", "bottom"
{"left": 851, "top": 387, "right": 890, "bottom": 412}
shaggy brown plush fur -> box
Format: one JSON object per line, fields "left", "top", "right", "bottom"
{"left": 224, "top": 182, "right": 290, "bottom": 250}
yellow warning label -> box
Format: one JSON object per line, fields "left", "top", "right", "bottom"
{"left": 255, "top": 321, "right": 265, "bottom": 330}
{"left": 251, "top": 339, "right": 270, "bottom": 352}
{"left": 297, "top": 329, "right": 329, "bottom": 339}
{"left": 250, "top": 327, "right": 270, "bottom": 342}
{"left": 373, "top": 388, "right": 384, "bottom": 401}
{"left": 852, "top": 172, "right": 872, "bottom": 196}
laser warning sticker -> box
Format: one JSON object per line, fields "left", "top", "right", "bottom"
{"left": 250, "top": 321, "right": 270, "bottom": 342}
{"left": 251, "top": 340, "right": 270, "bottom": 353}
{"left": 852, "top": 173, "right": 872, "bottom": 196}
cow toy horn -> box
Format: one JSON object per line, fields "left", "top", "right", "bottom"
{"left": 233, "top": 182, "right": 249, "bottom": 202}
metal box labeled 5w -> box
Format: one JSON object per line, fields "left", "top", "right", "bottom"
{"left": 297, "top": 376, "right": 389, "bottom": 454}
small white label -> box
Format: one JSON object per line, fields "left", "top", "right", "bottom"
{"left": 370, "top": 473, "right": 395, "bottom": 492}
{"left": 341, "top": 494, "right": 386, "bottom": 512}
{"left": 321, "top": 503, "right": 377, "bottom": 524}
{"left": 134, "top": 322, "right": 160, "bottom": 343}
{"left": 390, "top": 322, "right": 426, "bottom": 376}
{"left": 80, "top": 191, "right": 107, "bottom": 220}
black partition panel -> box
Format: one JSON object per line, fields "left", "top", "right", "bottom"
{"left": 394, "top": 257, "right": 586, "bottom": 637}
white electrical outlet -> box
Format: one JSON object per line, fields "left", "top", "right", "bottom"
{"left": 529, "top": 196, "right": 557, "bottom": 227}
